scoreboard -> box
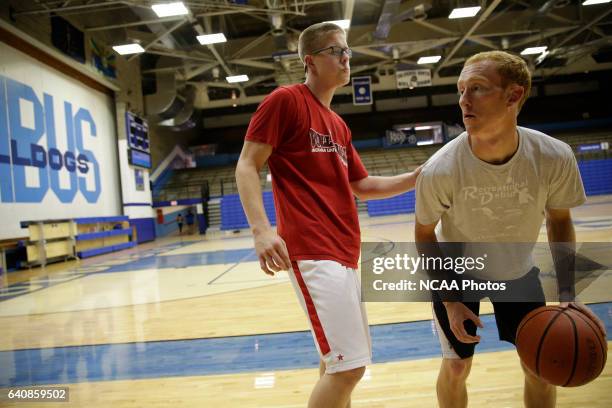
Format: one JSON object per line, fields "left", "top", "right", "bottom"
{"left": 126, "top": 111, "right": 151, "bottom": 169}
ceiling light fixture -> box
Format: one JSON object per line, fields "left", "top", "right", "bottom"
{"left": 151, "top": 2, "right": 189, "bottom": 17}
{"left": 583, "top": 0, "right": 611, "bottom": 5}
{"left": 520, "top": 46, "right": 548, "bottom": 55}
{"left": 448, "top": 6, "right": 481, "bottom": 19}
{"left": 417, "top": 55, "right": 442, "bottom": 64}
{"left": 197, "top": 33, "right": 227, "bottom": 45}
{"left": 112, "top": 43, "right": 145, "bottom": 55}
{"left": 226, "top": 75, "right": 249, "bottom": 83}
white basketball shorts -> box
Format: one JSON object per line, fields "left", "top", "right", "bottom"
{"left": 289, "top": 259, "right": 372, "bottom": 374}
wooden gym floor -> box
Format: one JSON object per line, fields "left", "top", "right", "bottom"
{"left": 1, "top": 195, "right": 611, "bottom": 407}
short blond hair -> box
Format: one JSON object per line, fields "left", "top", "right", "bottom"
{"left": 298, "top": 22, "right": 345, "bottom": 64}
{"left": 464, "top": 51, "right": 532, "bottom": 111}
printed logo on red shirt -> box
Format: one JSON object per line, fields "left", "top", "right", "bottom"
{"left": 309, "top": 128, "right": 348, "bottom": 167}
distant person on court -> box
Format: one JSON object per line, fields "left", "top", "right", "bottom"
{"left": 415, "top": 50, "right": 606, "bottom": 408}
{"left": 236, "top": 22, "right": 421, "bottom": 408}
{"left": 176, "top": 213, "right": 183, "bottom": 235}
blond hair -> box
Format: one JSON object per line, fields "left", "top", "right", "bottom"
{"left": 298, "top": 22, "right": 345, "bottom": 64}
{"left": 464, "top": 51, "right": 532, "bottom": 111}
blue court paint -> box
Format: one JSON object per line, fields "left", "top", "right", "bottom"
{"left": 573, "top": 220, "right": 612, "bottom": 229}
{"left": 0, "top": 241, "right": 194, "bottom": 303}
{"left": 0, "top": 273, "right": 85, "bottom": 302}
{"left": 101, "top": 248, "right": 258, "bottom": 273}
{"left": 1, "top": 303, "right": 610, "bottom": 387}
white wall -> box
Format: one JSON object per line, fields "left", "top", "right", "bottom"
{"left": 0, "top": 42, "right": 121, "bottom": 239}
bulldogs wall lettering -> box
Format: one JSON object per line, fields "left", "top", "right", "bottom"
{"left": 0, "top": 75, "right": 101, "bottom": 203}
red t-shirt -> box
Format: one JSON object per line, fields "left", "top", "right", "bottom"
{"left": 245, "top": 84, "right": 368, "bottom": 268}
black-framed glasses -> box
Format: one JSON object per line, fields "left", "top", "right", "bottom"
{"left": 311, "top": 46, "right": 352, "bottom": 59}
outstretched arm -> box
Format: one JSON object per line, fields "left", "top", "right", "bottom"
{"left": 350, "top": 165, "right": 422, "bottom": 200}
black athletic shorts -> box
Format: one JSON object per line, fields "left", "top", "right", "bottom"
{"left": 432, "top": 267, "right": 546, "bottom": 359}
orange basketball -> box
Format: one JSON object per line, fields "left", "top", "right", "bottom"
{"left": 516, "top": 306, "right": 607, "bottom": 387}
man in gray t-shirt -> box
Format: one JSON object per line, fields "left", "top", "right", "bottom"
{"left": 414, "top": 51, "right": 606, "bottom": 408}
{"left": 418, "top": 126, "right": 585, "bottom": 281}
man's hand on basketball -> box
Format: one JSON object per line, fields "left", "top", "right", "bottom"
{"left": 253, "top": 228, "right": 291, "bottom": 275}
{"left": 444, "top": 302, "right": 484, "bottom": 344}
{"left": 560, "top": 300, "right": 607, "bottom": 339}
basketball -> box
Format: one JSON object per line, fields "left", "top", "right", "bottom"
{"left": 516, "top": 306, "right": 607, "bottom": 387}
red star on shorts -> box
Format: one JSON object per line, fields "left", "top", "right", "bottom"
{"left": 337, "top": 354, "right": 344, "bottom": 361}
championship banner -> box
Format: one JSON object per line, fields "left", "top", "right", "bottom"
{"left": 352, "top": 76, "right": 373, "bottom": 105}
{"left": 396, "top": 69, "right": 432, "bottom": 89}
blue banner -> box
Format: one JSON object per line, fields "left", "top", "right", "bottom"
{"left": 577, "top": 142, "right": 608, "bottom": 153}
{"left": 352, "top": 76, "right": 372, "bottom": 105}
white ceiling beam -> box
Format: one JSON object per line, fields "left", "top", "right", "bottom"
{"left": 189, "top": 81, "right": 236, "bottom": 89}
{"left": 410, "top": 19, "right": 456, "bottom": 36}
{"left": 185, "top": 62, "right": 221, "bottom": 80}
{"left": 128, "top": 18, "right": 190, "bottom": 61}
{"left": 14, "top": 0, "right": 123, "bottom": 16}
{"left": 146, "top": 47, "right": 215, "bottom": 62}
{"left": 230, "top": 59, "right": 276, "bottom": 70}
{"left": 399, "top": 38, "right": 459, "bottom": 58}
{"left": 468, "top": 37, "right": 498, "bottom": 49}
{"left": 436, "top": 0, "right": 503, "bottom": 74}
{"left": 552, "top": 8, "right": 612, "bottom": 51}
{"left": 509, "top": 26, "right": 575, "bottom": 49}
{"left": 352, "top": 46, "right": 391, "bottom": 60}
{"left": 85, "top": 16, "right": 185, "bottom": 32}
{"left": 143, "top": 65, "right": 198, "bottom": 74}
{"left": 231, "top": 31, "right": 273, "bottom": 59}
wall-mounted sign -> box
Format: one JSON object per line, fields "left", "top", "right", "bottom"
{"left": 352, "top": 76, "right": 373, "bottom": 105}
{"left": 396, "top": 69, "right": 432, "bottom": 89}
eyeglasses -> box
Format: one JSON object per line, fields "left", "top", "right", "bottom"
{"left": 310, "top": 46, "right": 352, "bottom": 59}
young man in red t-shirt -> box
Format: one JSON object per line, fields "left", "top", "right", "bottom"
{"left": 236, "top": 22, "right": 420, "bottom": 407}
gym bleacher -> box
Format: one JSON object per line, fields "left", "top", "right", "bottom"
{"left": 154, "top": 130, "right": 612, "bottom": 230}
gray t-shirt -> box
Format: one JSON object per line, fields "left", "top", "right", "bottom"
{"left": 415, "top": 126, "right": 586, "bottom": 279}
